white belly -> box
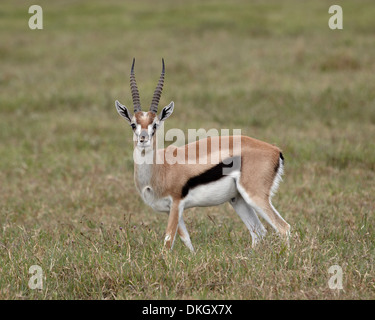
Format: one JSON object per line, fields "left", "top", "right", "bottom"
{"left": 182, "top": 176, "right": 238, "bottom": 209}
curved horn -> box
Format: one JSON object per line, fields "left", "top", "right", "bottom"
{"left": 150, "top": 58, "right": 165, "bottom": 114}
{"left": 130, "top": 58, "right": 141, "bottom": 113}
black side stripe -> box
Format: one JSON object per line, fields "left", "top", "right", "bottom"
{"left": 181, "top": 156, "right": 240, "bottom": 198}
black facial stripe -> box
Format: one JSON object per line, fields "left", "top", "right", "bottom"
{"left": 151, "top": 123, "right": 157, "bottom": 137}
{"left": 181, "top": 156, "right": 240, "bottom": 198}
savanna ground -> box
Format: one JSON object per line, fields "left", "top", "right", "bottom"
{"left": 0, "top": 0, "right": 374, "bottom": 300}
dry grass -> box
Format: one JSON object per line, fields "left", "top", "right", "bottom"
{"left": 0, "top": 0, "right": 374, "bottom": 299}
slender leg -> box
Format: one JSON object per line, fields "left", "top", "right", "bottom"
{"left": 258, "top": 199, "right": 290, "bottom": 236}
{"left": 237, "top": 183, "right": 290, "bottom": 236}
{"left": 230, "top": 195, "right": 267, "bottom": 247}
{"left": 163, "top": 212, "right": 193, "bottom": 252}
{"left": 164, "top": 200, "right": 181, "bottom": 250}
{"left": 178, "top": 218, "right": 195, "bottom": 252}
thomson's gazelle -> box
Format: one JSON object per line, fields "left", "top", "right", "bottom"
{"left": 115, "top": 59, "right": 290, "bottom": 252}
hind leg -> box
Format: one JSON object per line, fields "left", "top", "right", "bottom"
{"left": 237, "top": 183, "right": 290, "bottom": 237}
{"left": 230, "top": 195, "right": 267, "bottom": 246}
{"left": 178, "top": 218, "right": 195, "bottom": 253}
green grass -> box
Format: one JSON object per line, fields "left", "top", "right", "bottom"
{"left": 1, "top": 0, "right": 374, "bottom": 299}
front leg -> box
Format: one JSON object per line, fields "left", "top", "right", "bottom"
{"left": 164, "top": 200, "right": 181, "bottom": 250}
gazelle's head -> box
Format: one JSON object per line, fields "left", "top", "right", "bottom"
{"left": 115, "top": 58, "right": 174, "bottom": 149}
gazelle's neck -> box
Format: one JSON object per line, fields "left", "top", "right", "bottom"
{"left": 133, "top": 138, "right": 169, "bottom": 208}
{"left": 133, "top": 138, "right": 157, "bottom": 191}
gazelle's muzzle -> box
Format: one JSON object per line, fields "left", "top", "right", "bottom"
{"left": 139, "top": 129, "right": 149, "bottom": 144}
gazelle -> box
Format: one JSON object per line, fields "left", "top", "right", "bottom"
{"left": 115, "top": 59, "right": 290, "bottom": 252}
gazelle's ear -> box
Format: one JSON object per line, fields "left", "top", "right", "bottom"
{"left": 159, "top": 101, "right": 174, "bottom": 122}
{"left": 115, "top": 100, "right": 132, "bottom": 123}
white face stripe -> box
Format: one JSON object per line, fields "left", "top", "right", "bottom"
{"left": 147, "top": 124, "right": 153, "bottom": 137}
{"left": 135, "top": 124, "right": 141, "bottom": 136}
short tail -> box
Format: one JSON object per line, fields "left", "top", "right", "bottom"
{"left": 270, "top": 152, "right": 284, "bottom": 198}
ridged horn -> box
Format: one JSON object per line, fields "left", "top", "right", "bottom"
{"left": 150, "top": 58, "right": 165, "bottom": 113}
{"left": 130, "top": 58, "right": 141, "bottom": 113}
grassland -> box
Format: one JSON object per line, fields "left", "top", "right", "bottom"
{"left": 0, "top": 0, "right": 374, "bottom": 299}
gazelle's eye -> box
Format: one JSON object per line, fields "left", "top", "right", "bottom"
{"left": 153, "top": 123, "right": 157, "bottom": 130}
{"left": 131, "top": 123, "right": 136, "bottom": 130}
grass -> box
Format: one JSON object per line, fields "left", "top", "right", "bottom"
{"left": 1, "top": 0, "right": 374, "bottom": 299}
